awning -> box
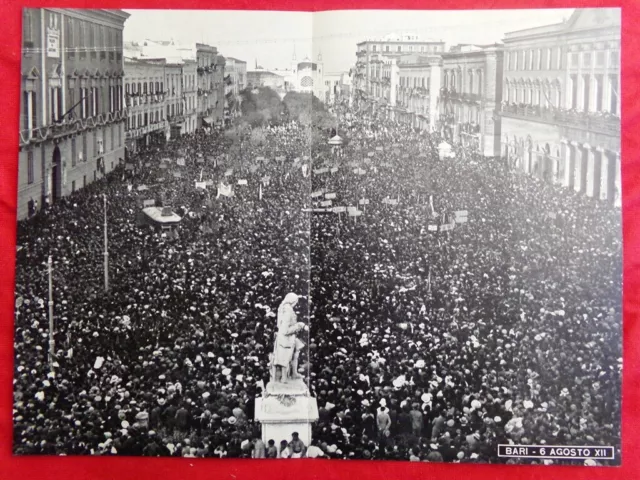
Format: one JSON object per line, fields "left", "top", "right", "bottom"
{"left": 202, "top": 116, "right": 214, "bottom": 125}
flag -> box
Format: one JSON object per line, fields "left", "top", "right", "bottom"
{"left": 217, "top": 183, "right": 233, "bottom": 198}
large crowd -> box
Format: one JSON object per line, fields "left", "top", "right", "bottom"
{"left": 12, "top": 104, "right": 622, "bottom": 465}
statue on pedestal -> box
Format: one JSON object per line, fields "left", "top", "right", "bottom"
{"left": 270, "top": 293, "right": 307, "bottom": 384}
{"left": 257, "top": 293, "right": 318, "bottom": 448}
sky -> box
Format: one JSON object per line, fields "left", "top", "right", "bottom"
{"left": 123, "top": 8, "right": 576, "bottom": 73}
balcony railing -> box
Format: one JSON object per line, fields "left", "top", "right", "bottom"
{"left": 19, "top": 110, "right": 128, "bottom": 147}
{"left": 499, "top": 103, "right": 620, "bottom": 136}
{"left": 445, "top": 91, "right": 482, "bottom": 103}
{"left": 167, "top": 114, "right": 186, "bottom": 125}
{"left": 125, "top": 121, "right": 167, "bottom": 139}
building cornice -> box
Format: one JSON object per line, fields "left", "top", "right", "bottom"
{"left": 49, "top": 8, "right": 130, "bottom": 28}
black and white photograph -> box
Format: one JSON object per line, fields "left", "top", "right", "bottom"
{"left": 13, "top": 7, "right": 622, "bottom": 465}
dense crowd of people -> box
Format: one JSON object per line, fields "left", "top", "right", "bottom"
{"left": 12, "top": 103, "right": 621, "bottom": 465}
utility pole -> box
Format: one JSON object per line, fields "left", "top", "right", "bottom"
{"left": 48, "top": 256, "right": 55, "bottom": 371}
{"left": 104, "top": 194, "right": 109, "bottom": 291}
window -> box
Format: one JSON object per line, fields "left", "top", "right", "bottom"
{"left": 71, "top": 180, "right": 76, "bottom": 193}
{"left": 610, "top": 50, "right": 619, "bottom": 67}
{"left": 546, "top": 48, "right": 552, "bottom": 70}
{"left": 583, "top": 52, "right": 591, "bottom": 67}
{"left": 23, "top": 10, "right": 34, "bottom": 48}
{"left": 99, "top": 26, "right": 106, "bottom": 60}
{"left": 570, "top": 53, "right": 579, "bottom": 67}
{"left": 82, "top": 134, "right": 87, "bottom": 161}
{"left": 529, "top": 50, "right": 534, "bottom": 70}
{"left": 65, "top": 16, "right": 75, "bottom": 57}
{"left": 89, "top": 25, "right": 96, "bottom": 59}
{"left": 110, "top": 124, "right": 114, "bottom": 151}
{"left": 27, "top": 150, "right": 34, "bottom": 184}
{"left": 71, "top": 138, "right": 77, "bottom": 167}
{"left": 610, "top": 74, "right": 618, "bottom": 114}
{"left": 80, "top": 87, "right": 86, "bottom": 118}
{"left": 372, "top": 45, "right": 377, "bottom": 52}
{"left": 79, "top": 22, "right": 86, "bottom": 59}
{"left": 397, "top": 46, "right": 401, "bottom": 52}
{"left": 512, "top": 51, "right": 518, "bottom": 70}
{"left": 92, "top": 87, "right": 99, "bottom": 116}
{"left": 50, "top": 87, "right": 62, "bottom": 123}
{"left": 93, "top": 130, "right": 97, "bottom": 156}
{"left": 557, "top": 47, "right": 562, "bottom": 69}
{"left": 83, "top": 175, "right": 86, "bottom": 189}
{"left": 595, "top": 74, "right": 604, "bottom": 111}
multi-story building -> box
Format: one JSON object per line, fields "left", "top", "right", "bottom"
{"left": 440, "top": 44, "right": 504, "bottom": 156}
{"left": 247, "top": 68, "right": 286, "bottom": 90}
{"left": 284, "top": 53, "right": 325, "bottom": 100}
{"left": 165, "top": 62, "right": 184, "bottom": 139}
{"left": 499, "top": 8, "right": 620, "bottom": 205}
{"left": 224, "top": 57, "right": 247, "bottom": 120}
{"left": 18, "top": 8, "right": 129, "bottom": 220}
{"left": 387, "top": 54, "right": 442, "bottom": 131}
{"left": 353, "top": 34, "right": 445, "bottom": 109}
{"left": 124, "top": 57, "right": 168, "bottom": 153}
{"left": 123, "top": 40, "right": 199, "bottom": 138}
{"left": 323, "top": 72, "right": 351, "bottom": 105}
{"left": 182, "top": 59, "right": 198, "bottom": 134}
{"left": 196, "top": 43, "right": 225, "bottom": 129}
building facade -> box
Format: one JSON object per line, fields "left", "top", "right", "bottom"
{"left": 247, "top": 69, "right": 286, "bottom": 90}
{"left": 196, "top": 43, "right": 225, "bottom": 128}
{"left": 19, "top": 8, "right": 129, "bottom": 220}
{"left": 389, "top": 55, "right": 442, "bottom": 131}
{"left": 354, "top": 34, "right": 445, "bottom": 108}
{"left": 500, "top": 8, "right": 620, "bottom": 204}
{"left": 287, "top": 54, "right": 325, "bottom": 100}
{"left": 165, "top": 62, "right": 184, "bottom": 139}
{"left": 182, "top": 59, "right": 198, "bottom": 134}
{"left": 124, "top": 58, "right": 168, "bottom": 153}
{"left": 224, "top": 57, "right": 247, "bottom": 120}
{"left": 440, "top": 44, "right": 504, "bottom": 156}
{"left": 323, "top": 72, "right": 351, "bottom": 105}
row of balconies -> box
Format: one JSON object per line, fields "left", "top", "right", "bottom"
{"left": 499, "top": 103, "right": 620, "bottom": 136}
{"left": 125, "top": 120, "right": 168, "bottom": 139}
{"left": 19, "top": 110, "right": 127, "bottom": 148}
{"left": 197, "top": 64, "right": 222, "bottom": 75}
{"left": 443, "top": 91, "right": 483, "bottom": 103}
{"left": 126, "top": 94, "right": 166, "bottom": 107}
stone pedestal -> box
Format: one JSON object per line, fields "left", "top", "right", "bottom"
{"left": 254, "top": 379, "right": 319, "bottom": 447}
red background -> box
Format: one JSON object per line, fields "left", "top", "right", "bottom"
{"left": 0, "top": 1, "right": 637, "bottom": 479}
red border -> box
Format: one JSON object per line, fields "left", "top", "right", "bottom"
{"left": 1, "top": 1, "right": 638, "bottom": 479}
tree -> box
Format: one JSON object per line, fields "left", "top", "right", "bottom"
{"left": 238, "top": 87, "right": 286, "bottom": 126}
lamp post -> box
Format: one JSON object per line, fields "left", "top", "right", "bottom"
{"left": 48, "top": 256, "right": 55, "bottom": 371}
{"left": 103, "top": 194, "right": 109, "bottom": 291}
